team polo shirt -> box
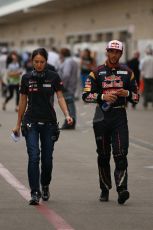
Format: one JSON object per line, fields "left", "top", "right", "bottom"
{"left": 20, "top": 70, "right": 63, "bottom": 123}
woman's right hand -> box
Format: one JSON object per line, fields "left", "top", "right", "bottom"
{"left": 12, "top": 126, "right": 20, "bottom": 137}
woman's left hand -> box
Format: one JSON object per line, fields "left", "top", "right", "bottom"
{"left": 66, "top": 116, "right": 73, "bottom": 125}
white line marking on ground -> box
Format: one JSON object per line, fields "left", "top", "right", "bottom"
{"left": 0, "top": 162, "right": 75, "bottom": 230}
{"left": 144, "top": 166, "right": 153, "bottom": 169}
{"left": 130, "top": 143, "right": 153, "bottom": 153}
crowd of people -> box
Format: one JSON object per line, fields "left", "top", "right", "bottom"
{"left": 0, "top": 44, "right": 153, "bottom": 114}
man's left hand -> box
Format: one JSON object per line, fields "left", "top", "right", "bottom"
{"left": 116, "top": 89, "right": 129, "bottom": 97}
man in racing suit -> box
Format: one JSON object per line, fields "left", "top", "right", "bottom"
{"left": 82, "top": 40, "right": 139, "bottom": 204}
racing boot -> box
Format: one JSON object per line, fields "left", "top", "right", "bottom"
{"left": 99, "top": 189, "right": 109, "bottom": 202}
{"left": 29, "top": 191, "right": 41, "bottom": 205}
{"left": 118, "top": 190, "right": 130, "bottom": 204}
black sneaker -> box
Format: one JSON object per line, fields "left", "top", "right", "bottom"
{"left": 118, "top": 190, "right": 130, "bottom": 204}
{"left": 29, "top": 191, "right": 41, "bottom": 205}
{"left": 42, "top": 186, "right": 50, "bottom": 201}
{"left": 99, "top": 190, "right": 109, "bottom": 202}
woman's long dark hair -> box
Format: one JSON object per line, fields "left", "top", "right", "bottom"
{"left": 31, "top": 48, "right": 48, "bottom": 61}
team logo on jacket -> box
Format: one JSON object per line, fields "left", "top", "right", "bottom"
{"left": 43, "top": 84, "right": 51, "bottom": 88}
{"left": 104, "top": 76, "right": 121, "bottom": 81}
{"left": 99, "top": 71, "right": 106, "bottom": 75}
{"left": 117, "top": 71, "right": 127, "bottom": 74}
{"left": 84, "top": 79, "right": 91, "bottom": 91}
{"left": 102, "top": 76, "right": 123, "bottom": 88}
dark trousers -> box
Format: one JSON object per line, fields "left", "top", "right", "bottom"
{"left": 63, "top": 91, "right": 76, "bottom": 121}
{"left": 4, "top": 84, "right": 19, "bottom": 106}
{"left": 93, "top": 108, "right": 129, "bottom": 192}
{"left": 25, "top": 123, "right": 56, "bottom": 194}
{"left": 143, "top": 78, "right": 153, "bottom": 107}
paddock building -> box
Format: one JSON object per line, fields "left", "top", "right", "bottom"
{"left": 0, "top": 0, "right": 153, "bottom": 62}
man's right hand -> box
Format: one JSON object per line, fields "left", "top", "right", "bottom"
{"left": 102, "top": 93, "right": 117, "bottom": 103}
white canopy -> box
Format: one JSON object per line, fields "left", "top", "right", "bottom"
{"left": 0, "top": 0, "right": 53, "bottom": 17}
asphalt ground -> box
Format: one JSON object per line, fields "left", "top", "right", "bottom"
{"left": 0, "top": 95, "right": 153, "bottom": 230}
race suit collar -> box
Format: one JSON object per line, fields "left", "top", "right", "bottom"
{"left": 105, "top": 60, "right": 120, "bottom": 69}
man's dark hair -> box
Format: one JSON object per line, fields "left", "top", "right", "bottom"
{"left": 60, "top": 48, "right": 71, "bottom": 57}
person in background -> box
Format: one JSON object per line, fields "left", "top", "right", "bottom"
{"left": 24, "top": 52, "right": 33, "bottom": 73}
{"left": 82, "top": 40, "right": 139, "bottom": 204}
{"left": 73, "top": 52, "right": 81, "bottom": 100}
{"left": 80, "top": 48, "right": 96, "bottom": 88}
{"left": 2, "top": 51, "right": 22, "bottom": 112}
{"left": 48, "top": 47, "right": 60, "bottom": 70}
{"left": 127, "top": 51, "right": 140, "bottom": 108}
{"left": 140, "top": 46, "right": 153, "bottom": 108}
{"left": 58, "top": 48, "right": 78, "bottom": 129}
{"left": 12, "top": 48, "right": 73, "bottom": 205}
{"left": 0, "top": 47, "right": 8, "bottom": 97}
